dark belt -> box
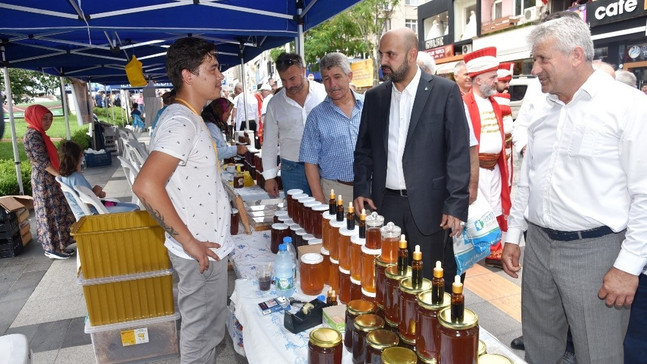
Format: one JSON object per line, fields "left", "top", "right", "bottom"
{"left": 385, "top": 188, "right": 407, "bottom": 197}
{"left": 336, "top": 180, "right": 354, "bottom": 186}
{"left": 540, "top": 225, "right": 614, "bottom": 241}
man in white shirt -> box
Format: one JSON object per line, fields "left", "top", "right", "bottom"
{"left": 133, "top": 37, "right": 232, "bottom": 363}
{"left": 262, "top": 53, "right": 326, "bottom": 197}
{"left": 232, "top": 85, "right": 258, "bottom": 132}
{"left": 501, "top": 16, "right": 647, "bottom": 363}
{"left": 462, "top": 47, "right": 511, "bottom": 269}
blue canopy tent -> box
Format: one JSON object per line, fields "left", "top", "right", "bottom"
{"left": 0, "top": 0, "right": 362, "bottom": 193}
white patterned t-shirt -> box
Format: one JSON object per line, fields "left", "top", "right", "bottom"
{"left": 150, "top": 103, "right": 231, "bottom": 260}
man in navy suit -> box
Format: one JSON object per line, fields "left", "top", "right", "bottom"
{"left": 353, "top": 27, "right": 471, "bottom": 288}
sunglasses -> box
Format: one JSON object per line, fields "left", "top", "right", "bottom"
{"left": 276, "top": 58, "right": 300, "bottom": 67}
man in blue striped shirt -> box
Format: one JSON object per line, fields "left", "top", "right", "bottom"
{"left": 299, "top": 53, "right": 364, "bottom": 203}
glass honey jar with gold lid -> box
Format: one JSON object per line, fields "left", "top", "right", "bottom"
{"left": 308, "top": 327, "right": 342, "bottom": 364}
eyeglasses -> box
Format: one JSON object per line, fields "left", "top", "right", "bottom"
{"left": 276, "top": 59, "right": 297, "bottom": 67}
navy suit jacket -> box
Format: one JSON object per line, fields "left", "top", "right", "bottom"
{"left": 353, "top": 70, "right": 470, "bottom": 235}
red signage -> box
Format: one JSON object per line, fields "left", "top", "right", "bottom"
{"left": 427, "top": 45, "right": 454, "bottom": 60}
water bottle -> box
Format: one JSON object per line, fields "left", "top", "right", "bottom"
{"left": 283, "top": 236, "right": 297, "bottom": 279}
{"left": 274, "top": 243, "right": 296, "bottom": 298}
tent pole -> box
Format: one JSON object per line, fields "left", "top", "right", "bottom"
{"left": 297, "top": 0, "right": 305, "bottom": 58}
{"left": 59, "top": 75, "right": 71, "bottom": 140}
{"left": 239, "top": 42, "right": 249, "bottom": 132}
{"left": 1, "top": 48, "right": 25, "bottom": 194}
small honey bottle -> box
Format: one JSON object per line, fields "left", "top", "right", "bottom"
{"left": 327, "top": 289, "right": 338, "bottom": 306}
{"left": 431, "top": 261, "right": 445, "bottom": 305}
{"left": 358, "top": 209, "right": 366, "bottom": 239}
{"left": 346, "top": 203, "right": 355, "bottom": 230}
{"left": 336, "top": 195, "right": 344, "bottom": 222}
{"left": 329, "top": 189, "right": 336, "bottom": 215}
{"left": 451, "top": 275, "right": 464, "bottom": 322}
{"left": 397, "top": 234, "right": 408, "bottom": 275}
{"left": 411, "top": 245, "right": 423, "bottom": 289}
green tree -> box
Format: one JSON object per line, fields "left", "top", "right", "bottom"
{"left": 304, "top": 11, "right": 367, "bottom": 65}
{"left": 0, "top": 69, "right": 60, "bottom": 104}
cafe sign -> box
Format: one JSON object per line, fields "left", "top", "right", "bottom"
{"left": 426, "top": 45, "right": 454, "bottom": 59}
{"left": 587, "top": 0, "right": 646, "bottom": 26}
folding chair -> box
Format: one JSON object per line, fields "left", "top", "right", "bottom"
{"left": 74, "top": 185, "right": 109, "bottom": 214}
{"left": 117, "top": 156, "right": 141, "bottom": 206}
{"left": 56, "top": 176, "right": 92, "bottom": 221}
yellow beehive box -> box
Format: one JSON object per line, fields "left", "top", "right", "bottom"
{"left": 70, "top": 211, "right": 169, "bottom": 279}
{"left": 81, "top": 269, "right": 175, "bottom": 326}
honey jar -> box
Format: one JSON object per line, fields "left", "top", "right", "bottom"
{"left": 329, "top": 258, "right": 340, "bottom": 293}
{"left": 438, "top": 307, "right": 479, "bottom": 364}
{"left": 360, "top": 245, "right": 381, "bottom": 294}
{"left": 338, "top": 226, "right": 357, "bottom": 271}
{"left": 365, "top": 212, "right": 384, "bottom": 250}
{"left": 365, "top": 329, "right": 399, "bottom": 364}
{"left": 329, "top": 220, "right": 346, "bottom": 262}
{"left": 289, "top": 192, "right": 306, "bottom": 219}
{"left": 322, "top": 212, "right": 335, "bottom": 251}
{"left": 381, "top": 347, "right": 417, "bottom": 364}
{"left": 379, "top": 222, "right": 401, "bottom": 264}
{"left": 352, "top": 314, "right": 385, "bottom": 364}
{"left": 398, "top": 277, "right": 432, "bottom": 345}
{"left": 308, "top": 327, "right": 342, "bottom": 364}
{"left": 384, "top": 265, "right": 411, "bottom": 327}
{"left": 350, "top": 235, "right": 365, "bottom": 281}
{"left": 350, "top": 277, "right": 362, "bottom": 301}
{"left": 270, "top": 223, "right": 289, "bottom": 254}
{"left": 416, "top": 291, "right": 451, "bottom": 362}
{"left": 299, "top": 253, "right": 324, "bottom": 296}
{"left": 339, "top": 267, "right": 351, "bottom": 304}
{"left": 321, "top": 247, "right": 330, "bottom": 286}
{"left": 344, "top": 299, "right": 377, "bottom": 349}
{"left": 375, "top": 256, "right": 396, "bottom": 311}
{"left": 312, "top": 204, "right": 329, "bottom": 239}
{"left": 304, "top": 201, "right": 321, "bottom": 234}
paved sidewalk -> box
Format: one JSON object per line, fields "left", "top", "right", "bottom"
{"left": 0, "top": 150, "right": 524, "bottom": 363}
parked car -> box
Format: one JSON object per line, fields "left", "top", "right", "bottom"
{"left": 509, "top": 75, "right": 537, "bottom": 120}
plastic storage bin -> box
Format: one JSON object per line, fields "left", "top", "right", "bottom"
{"left": 84, "top": 151, "right": 112, "bottom": 167}
{"left": 70, "top": 211, "right": 170, "bottom": 279}
{"left": 81, "top": 269, "right": 175, "bottom": 326}
{"left": 85, "top": 312, "right": 180, "bottom": 364}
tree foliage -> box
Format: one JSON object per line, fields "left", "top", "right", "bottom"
{"left": 0, "top": 69, "right": 60, "bottom": 104}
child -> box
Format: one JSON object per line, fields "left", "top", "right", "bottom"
{"left": 58, "top": 141, "right": 139, "bottom": 216}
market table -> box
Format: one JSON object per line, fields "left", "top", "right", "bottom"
{"left": 228, "top": 231, "right": 527, "bottom": 364}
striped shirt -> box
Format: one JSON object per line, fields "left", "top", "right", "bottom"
{"left": 299, "top": 92, "right": 364, "bottom": 182}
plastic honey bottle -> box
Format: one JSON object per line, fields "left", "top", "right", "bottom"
{"left": 412, "top": 245, "right": 423, "bottom": 289}
{"left": 451, "top": 275, "right": 464, "bottom": 322}
{"left": 432, "top": 261, "right": 445, "bottom": 305}
{"left": 358, "top": 209, "right": 366, "bottom": 239}
{"left": 397, "top": 234, "right": 408, "bottom": 275}
{"left": 329, "top": 189, "right": 336, "bottom": 215}
{"left": 346, "top": 203, "right": 355, "bottom": 230}
{"left": 336, "top": 195, "right": 344, "bottom": 222}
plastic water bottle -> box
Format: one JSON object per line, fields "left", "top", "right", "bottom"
{"left": 283, "top": 236, "right": 297, "bottom": 279}
{"left": 274, "top": 243, "right": 296, "bottom": 298}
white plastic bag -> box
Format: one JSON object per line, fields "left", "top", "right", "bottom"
{"left": 453, "top": 196, "right": 501, "bottom": 275}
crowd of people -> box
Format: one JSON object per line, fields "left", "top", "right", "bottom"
{"left": 22, "top": 9, "right": 646, "bottom": 363}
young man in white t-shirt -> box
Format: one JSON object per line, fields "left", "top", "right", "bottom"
{"left": 133, "top": 37, "right": 231, "bottom": 363}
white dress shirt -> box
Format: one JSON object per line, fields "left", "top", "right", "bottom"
{"left": 234, "top": 92, "right": 258, "bottom": 130}
{"left": 506, "top": 70, "right": 647, "bottom": 276}
{"left": 262, "top": 81, "right": 327, "bottom": 179}
{"left": 385, "top": 68, "right": 421, "bottom": 190}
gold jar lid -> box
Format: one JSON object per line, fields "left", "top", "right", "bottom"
{"left": 353, "top": 313, "right": 385, "bottom": 332}
{"left": 376, "top": 256, "right": 397, "bottom": 268}
{"left": 478, "top": 339, "right": 487, "bottom": 356}
{"left": 366, "top": 329, "right": 399, "bottom": 350}
{"left": 309, "top": 327, "right": 342, "bottom": 348}
{"left": 381, "top": 347, "right": 417, "bottom": 364}
{"left": 346, "top": 299, "right": 376, "bottom": 316}
{"left": 417, "top": 291, "right": 451, "bottom": 310}
{"left": 417, "top": 354, "right": 437, "bottom": 364}
{"left": 399, "top": 277, "right": 432, "bottom": 294}
{"left": 385, "top": 265, "right": 411, "bottom": 279}
{"left": 478, "top": 354, "right": 514, "bottom": 364}
{"left": 437, "top": 307, "right": 478, "bottom": 330}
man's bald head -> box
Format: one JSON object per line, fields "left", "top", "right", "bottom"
{"left": 384, "top": 27, "right": 419, "bottom": 53}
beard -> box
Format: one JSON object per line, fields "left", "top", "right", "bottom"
{"left": 382, "top": 54, "right": 410, "bottom": 83}
{"left": 479, "top": 81, "right": 497, "bottom": 97}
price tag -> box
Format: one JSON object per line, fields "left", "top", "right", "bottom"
{"left": 120, "top": 328, "right": 149, "bottom": 346}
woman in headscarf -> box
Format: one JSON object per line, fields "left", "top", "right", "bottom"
{"left": 23, "top": 105, "right": 76, "bottom": 259}
{"left": 201, "top": 97, "right": 247, "bottom": 160}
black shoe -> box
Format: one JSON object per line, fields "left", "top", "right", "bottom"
{"left": 511, "top": 336, "right": 525, "bottom": 350}
{"left": 485, "top": 257, "right": 503, "bottom": 269}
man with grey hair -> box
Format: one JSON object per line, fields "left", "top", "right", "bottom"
{"left": 616, "top": 70, "right": 637, "bottom": 88}
{"left": 453, "top": 60, "right": 472, "bottom": 95}
{"left": 501, "top": 15, "right": 647, "bottom": 363}
{"left": 299, "top": 52, "right": 363, "bottom": 202}
{"left": 417, "top": 50, "right": 436, "bottom": 75}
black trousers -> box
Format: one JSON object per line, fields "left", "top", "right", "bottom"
{"left": 380, "top": 192, "right": 460, "bottom": 292}
{"left": 238, "top": 120, "right": 257, "bottom": 132}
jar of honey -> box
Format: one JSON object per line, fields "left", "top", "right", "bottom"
{"left": 384, "top": 265, "right": 411, "bottom": 326}
{"left": 381, "top": 347, "right": 417, "bottom": 364}
{"left": 478, "top": 354, "right": 513, "bottom": 364}
{"left": 296, "top": 196, "right": 315, "bottom": 227}
{"left": 329, "top": 220, "right": 345, "bottom": 262}
{"left": 270, "top": 223, "right": 289, "bottom": 254}
{"left": 338, "top": 267, "right": 351, "bottom": 304}
{"left": 375, "top": 256, "right": 396, "bottom": 311}
{"left": 350, "top": 277, "right": 362, "bottom": 301}
{"left": 361, "top": 288, "right": 376, "bottom": 303}
{"left": 329, "top": 258, "right": 340, "bottom": 293}
{"left": 344, "top": 300, "right": 376, "bottom": 349}
{"left": 289, "top": 192, "right": 306, "bottom": 219}
{"left": 308, "top": 327, "right": 343, "bottom": 364}
{"left": 352, "top": 314, "right": 385, "bottom": 364}
{"left": 360, "top": 245, "right": 381, "bottom": 294}
{"left": 437, "top": 307, "right": 479, "bottom": 364}
{"left": 300, "top": 253, "right": 324, "bottom": 296}
{"left": 416, "top": 291, "right": 451, "bottom": 362}
{"left": 304, "top": 201, "right": 321, "bottom": 234}
{"left": 273, "top": 210, "right": 288, "bottom": 223}
{"left": 322, "top": 212, "right": 335, "bottom": 251}
{"left": 321, "top": 247, "right": 330, "bottom": 286}
{"left": 338, "top": 226, "right": 357, "bottom": 271}
{"left": 350, "top": 235, "right": 365, "bottom": 281}
{"left": 398, "top": 277, "right": 432, "bottom": 345}
{"left": 365, "top": 329, "right": 399, "bottom": 364}
{"left": 365, "top": 212, "right": 384, "bottom": 249}
{"left": 478, "top": 340, "right": 487, "bottom": 357}
{"left": 291, "top": 227, "right": 305, "bottom": 248}
{"left": 379, "top": 222, "right": 401, "bottom": 264}
{"left": 312, "top": 205, "right": 329, "bottom": 239}
{"left": 295, "top": 229, "right": 308, "bottom": 248}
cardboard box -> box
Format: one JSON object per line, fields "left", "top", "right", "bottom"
{"left": 322, "top": 304, "right": 346, "bottom": 333}
{"left": 19, "top": 221, "right": 31, "bottom": 246}
{"left": 298, "top": 243, "right": 322, "bottom": 258}
{"left": 0, "top": 196, "right": 34, "bottom": 214}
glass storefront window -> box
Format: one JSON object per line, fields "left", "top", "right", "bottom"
{"left": 424, "top": 12, "right": 450, "bottom": 41}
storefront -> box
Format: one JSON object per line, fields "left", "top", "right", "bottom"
{"left": 587, "top": 0, "right": 647, "bottom": 87}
